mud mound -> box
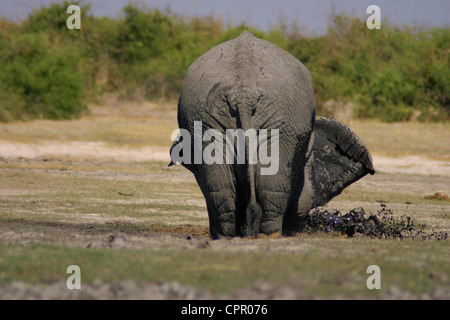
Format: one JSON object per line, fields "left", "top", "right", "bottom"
{"left": 305, "top": 205, "right": 447, "bottom": 240}
{"left": 150, "top": 208, "right": 448, "bottom": 241}
{"left": 425, "top": 192, "right": 449, "bottom": 201}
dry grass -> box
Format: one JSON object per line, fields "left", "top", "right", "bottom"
{"left": 348, "top": 120, "right": 450, "bottom": 161}
{"left": 1, "top": 102, "right": 449, "bottom": 161}
{"left": 0, "top": 100, "right": 178, "bottom": 148}
{"left": 0, "top": 102, "right": 449, "bottom": 299}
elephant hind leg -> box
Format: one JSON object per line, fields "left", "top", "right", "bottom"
{"left": 257, "top": 151, "right": 306, "bottom": 236}
{"left": 258, "top": 189, "right": 290, "bottom": 235}
{"left": 206, "top": 190, "right": 237, "bottom": 238}
{"left": 195, "top": 164, "right": 242, "bottom": 239}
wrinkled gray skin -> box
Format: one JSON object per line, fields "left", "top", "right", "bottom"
{"left": 170, "top": 31, "right": 374, "bottom": 239}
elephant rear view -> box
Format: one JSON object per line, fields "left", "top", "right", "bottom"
{"left": 170, "top": 31, "right": 374, "bottom": 239}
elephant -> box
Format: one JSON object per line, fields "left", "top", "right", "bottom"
{"left": 170, "top": 31, "right": 374, "bottom": 239}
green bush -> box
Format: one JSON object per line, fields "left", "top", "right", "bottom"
{"left": 0, "top": 3, "right": 448, "bottom": 122}
{"left": 285, "top": 15, "right": 449, "bottom": 122}
{"left": 0, "top": 32, "right": 85, "bottom": 121}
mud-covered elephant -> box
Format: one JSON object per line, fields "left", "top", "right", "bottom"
{"left": 170, "top": 31, "right": 374, "bottom": 239}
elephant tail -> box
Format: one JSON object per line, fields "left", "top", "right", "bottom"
{"left": 245, "top": 163, "right": 262, "bottom": 237}
{"left": 239, "top": 105, "right": 262, "bottom": 237}
{"left": 226, "top": 83, "right": 263, "bottom": 236}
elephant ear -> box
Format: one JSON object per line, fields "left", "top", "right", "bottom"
{"left": 168, "top": 139, "right": 195, "bottom": 172}
{"left": 307, "top": 116, "right": 375, "bottom": 209}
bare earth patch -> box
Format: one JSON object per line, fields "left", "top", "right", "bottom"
{"left": 373, "top": 155, "right": 450, "bottom": 176}
{"left": 0, "top": 140, "right": 448, "bottom": 176}
{"left": 0, "top": 103, "right": 449, "bottom": 299}
{"left": 0, "top": 140, "right": 170, "bottom": 162}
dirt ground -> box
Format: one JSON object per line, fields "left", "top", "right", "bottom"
{"left": 0, "top": 104, "right": 449, "bottom": 299}
{"left": 0, "top": 156, "right": 449, "bottom": 299}
{"left": 1, "top": 140, "right": 449, "bottom": 176}
{"left": 3, "top": 276, "right": 446, "bottom": 300}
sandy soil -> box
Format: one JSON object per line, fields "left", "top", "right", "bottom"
{"left": 0, "top": 140, "right": 169, "bottom": 163}
{"left": 1, "top": 117, "right": 449, "bottom": 299}
{"left": 1, "top": 153, "right": 449, "bottom": 299}
{"left": 373, "top": 155, "right": 450, "bottom": 176}
{"left": 1, "top": 140, "right": 449, "bottom": 176}
{"left": 2, "top": 279, "right": 446, "bottom": 300}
